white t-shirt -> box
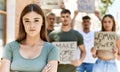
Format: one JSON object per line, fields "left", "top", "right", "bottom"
{"left": 77, "top": 30, "right": 97, "bottom": 63}
{"left": 54, "top": 23, "right": 62, "bottom": 30}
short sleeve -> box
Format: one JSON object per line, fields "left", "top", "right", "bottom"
{"left": 48, "top": 31, "right": 56, "bottom": 42}
{"left": 3, "top": 43, "right": 13, "bottom": 61}
{"left": 74, "top": 31, "right": 84, "bottom": 46}
{"left": 48, "top": 29, "right": 61, "bottom": 42}
{"left": 48, "top": 32, "right": 54, "bottom": 42}
{"left": 47, "top": 44, "right": 59, "bottom": 61}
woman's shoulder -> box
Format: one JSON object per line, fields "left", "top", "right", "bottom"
{"left": 44, "top": 42, "right": 58, "bottom": 50}
{"left": 6, "top": 41, "right": 19, "bottom": 46}
{"left": 5, "top": 41, "right": 19, "bottom": 50}
{"left": 44, "top": 42, "right": 56, "bottom": 47}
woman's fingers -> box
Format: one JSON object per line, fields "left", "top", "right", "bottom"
{"left": 45, "top": 64, "right": 52, "bottom": 72}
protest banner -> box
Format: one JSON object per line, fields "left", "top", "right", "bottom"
{"left": 53, "top": 42, "right": 77, "bottom": 64}
{"left": 94, "top": 32, "right": 116, "bottom": 50}
{"left": 77, "top": 0, "right": 95, "bottom": 13}
{"left": 39, "top": 0, "right": 61, "bottom": 9}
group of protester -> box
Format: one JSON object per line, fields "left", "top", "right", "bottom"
{"left": 0, "top": 2, "right": 120, "bottom": 72}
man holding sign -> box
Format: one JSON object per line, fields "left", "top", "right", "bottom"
{"left": 49, "top": 9, "right": 86, "bottom": 72}
{"left": 53, "top": 42, "right": 77, "bottom": 64}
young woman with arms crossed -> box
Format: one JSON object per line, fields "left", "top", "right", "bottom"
{"left": 0, "top": 4, "right": 58, "bottom": 72}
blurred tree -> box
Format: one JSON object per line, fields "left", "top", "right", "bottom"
{"left": 100, "top": 0, "right": 115, "bottom": 16}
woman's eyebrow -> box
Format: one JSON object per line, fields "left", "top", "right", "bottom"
{"left": 23, "top": 18, "right": 40, "bottom": 20}
{"left": 34, "top": 18, "right": 40, "bottom": 19}
{"left": 23, "top": 18, "right": 29, "bottom": 20}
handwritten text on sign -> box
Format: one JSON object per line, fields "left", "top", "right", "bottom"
{"left": 53, "top": 42, "right": 77, "bottom": 64}
{"left": 77, "top": 0, "right": 95, "bottom": 13}
{"left": 94, "top": 32, "right": 116, "bottom": 50}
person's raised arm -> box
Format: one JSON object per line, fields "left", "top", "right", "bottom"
{"left": 71, "top": 10, "right": 79, "bottom": 28}
{"left": 94, "top": 11, "right": 101, "bottom": 21}
{"left": 60, "top": 1, "right": 65, "bottom": 9}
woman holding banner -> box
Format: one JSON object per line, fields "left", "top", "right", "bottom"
{"left": 91, "top": 14, "right": 119, "bottom": 72}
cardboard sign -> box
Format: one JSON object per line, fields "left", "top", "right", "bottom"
{"left": 39, "top": 0, "right": 61, "bottom": 9}
{"left": 53, "top": 42, "right": 77, "bottom": 64}
{"left": 94, "top": 32, "right": 116, "bottom": 50}
{"left": 77, "top": 0, "right": 95, "bottom": 13}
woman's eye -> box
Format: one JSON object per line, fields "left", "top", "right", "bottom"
{"left": 103, "top": 21, "right": 106, "bottom": 24}
{"left": 25, "top": 20, "right": 30, "bottom": 22}
{"left": 35, "top": 20, "right": 39, "bottom": 22}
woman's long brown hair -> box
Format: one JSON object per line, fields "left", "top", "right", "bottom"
{"left": 16, "top": 4, "right": 48, "bottom": 43}
{"left": 101, "top": 14, "right": 116, "bottom": 31}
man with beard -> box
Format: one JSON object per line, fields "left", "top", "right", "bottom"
{"left": 49, "top": 9, "right": 86, "bottom": 72}
{"left": 76, "top": 16, "right": 96, "bottom": 72}
{"left": 46, "top": 12, "right": 56, "bottom": 35}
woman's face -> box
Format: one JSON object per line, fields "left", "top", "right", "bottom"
{"left": 22, "top": 11, "right": 43, "bottom": 37}
{"left": 102, "top": 17, "right": 113, "bottom": 31}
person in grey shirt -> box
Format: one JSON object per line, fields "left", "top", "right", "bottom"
{"left": 49, "top": 9, "right": 86, "bottom": 72}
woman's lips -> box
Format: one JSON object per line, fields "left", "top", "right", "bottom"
{"left": 29, "top": 29, "right": 35, "bottom": 31}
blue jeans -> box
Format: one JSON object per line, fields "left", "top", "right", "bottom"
{"left": 76, "top": 63, "right": 94, "bottom": 72}
{"left": 92, "top": 59, "right": 118, "bottom": 72}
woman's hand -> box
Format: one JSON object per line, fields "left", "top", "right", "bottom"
{"left": 91, "top": 47, "right": 97, "bottom": 58}
{"left": 42, "top": 64, "right": 52, "bottom": 72}
{"left": 112, "top": 47, "right": 118, "bottom": 55}
{"left": 42, "top": 60, "right": 58, "bottom": 72}
{"left": 115, "top": 38, "right": 120, "bottom": 60}
{"left": 113, "top": 47, "right": 120, "bottom": 60}
{"left": 91, "top": 47, "right": 96, "bottom": 54}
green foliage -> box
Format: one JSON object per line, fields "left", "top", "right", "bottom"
{"left": 100, "top": 0, "right": 115, "bottom": 16}
{"left": 101, "top": 0, "right": 114, "bottom": 4}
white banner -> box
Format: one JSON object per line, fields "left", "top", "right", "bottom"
{"left": 53, "top": 42, "right": 77, "bottom": 64}
{"left": 77, "top": 0, "right": 95, "bottom": 13}
{"left": 94, "top": 32, "right": 116, "bottom": 50}
{"left": 39, "top": 0, "right": 61, "bottom": 9}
